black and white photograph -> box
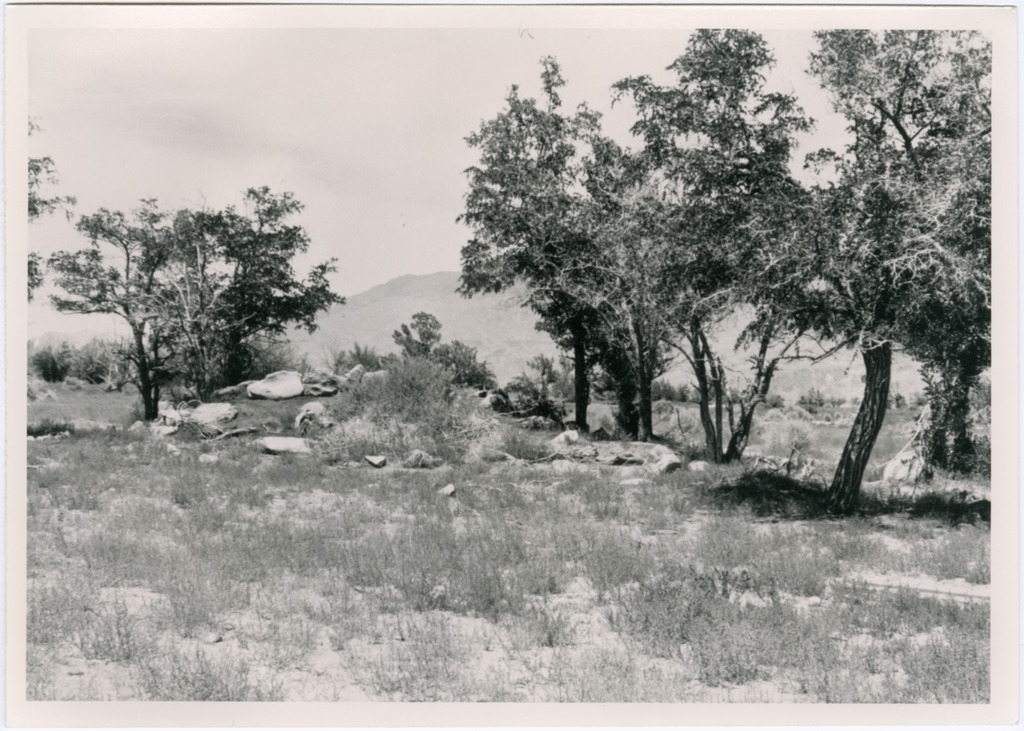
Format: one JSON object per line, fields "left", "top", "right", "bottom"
{"left": 5, "top": 3, "right": 1018, "bottom": 725}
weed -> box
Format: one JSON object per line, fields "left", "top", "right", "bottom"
{"left": 138, "top": 648, "right": 284, "bottom": 701}
{"left": 79, "top": 600, "right": 152, "bottom": 662}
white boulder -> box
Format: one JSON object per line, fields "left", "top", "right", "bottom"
{"left": 257, "top": 436, "right": 312, "bottom": 455}
{"left": 247, "top": 371, "right": 305, "bottom": 400}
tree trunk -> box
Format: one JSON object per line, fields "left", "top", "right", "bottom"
{"left": 571, "top": 323, "right": 590, "bottom": 432}
{"left": 829, "top": 343, "right": 892, "bottom": 514}
{"left": 689, "top": 327, "right": 721, "bottom": 461}
{"left": 637, "top": 363, "right": 653, "bottom": 442}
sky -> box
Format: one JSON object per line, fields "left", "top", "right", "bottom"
{"left": 26, "top": 26, "right": 848, "bottom": 339}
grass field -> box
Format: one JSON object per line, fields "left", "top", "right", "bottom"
{"left": 24, "top": 385, "right": 990, "bottom": 702}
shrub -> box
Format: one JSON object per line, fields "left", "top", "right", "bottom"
{"left": 433, "top": 340, "right": 496, "bottom": 389}
{"left": 331, "top": 342, "right": 384, "bottom": 374}
{"left": 30, "top": 343, "right": 73, "bottom": 382}
{"left": 796, "top": 387, "right": 826, "bottom": 414}
{"left": 763, "top": 393, "right": 785, "bottom": 409}
{"left": 652, "top": 379, "right": 689, "bottom": 402}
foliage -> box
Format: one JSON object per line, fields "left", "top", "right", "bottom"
{"left": 613, "top": 30, "right": 814, "bottom": 452}
{"left": 48, "top": 189, "right": 341, "bottom": 412}
{"left": 30, "top": 342, "right": 74, "bottom": 383}
{"left": 806, "top": 30, "right": 991, "bottom": 507}
{"left": 460, "top": 57, "right": 604, "bottom": 430}
{"left": 433, "top": 340, "right": 496, "bottom": 389}
{"left": 393, "top": 312, "right": 442, "bottom": 358}
{"left": 331, "top": 343, "right": 385, "bottom": 374}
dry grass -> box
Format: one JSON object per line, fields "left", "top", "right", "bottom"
{"left": 24, "top": 389, "right": 990, "bottom": 703}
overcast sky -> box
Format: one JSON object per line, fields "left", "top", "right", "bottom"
{"left": 27, "top": 27, "right": 847, "bottom": 338}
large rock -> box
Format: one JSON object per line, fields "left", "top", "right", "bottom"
{"left": 343, "top": 364, "right": 366, "bottom": 384}
{"left": 649, "top": 453, "right": 683, "bottom": 474}
{"left": 883, "top": 449, "right": 924, "bottom": 483}
{"left": 550, "top": 430, "right": 581, "bottom": 448}
{"left": 187, "top": 402, "right": 238, "bottom": 428}
{"left": 294, "top": 402, "right": 334, "bottom": 432}
{"left": 257, "top": 436, "right": 312, "bottom": 455}
{"left": 247, "top": 371, "right": 305, "bottom": 400}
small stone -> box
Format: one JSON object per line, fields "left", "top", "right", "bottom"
{"left": 438, "top": 484, "right": 456, "bottom": 497}
{"left": 365, "top": 455, "right": 387, "bottom": 468}
{"left": 150, "top": 424, "right": 178, "bottom": 438}
{"left": 199, "top": 453, "right": 219, "bottom": 464}
{"left": 202, "top": 632, "right": 223, "bottom": 644}
{"left": 258, "top": 436, "right": 312, "bottom": 455}
{"left": 688, "top": 460, "right": 708, "bottom": 472}
{"left": 550, "top": 430, "right": 580, "bottom": 448}
{"left": 166, "top": 444, "right": 181, "bottom": 456}
{"left": 620, "top": 477, "right": 648, "bottom": 487}
{"left": 128, "top": 420, "right": 147, "bottom": 432}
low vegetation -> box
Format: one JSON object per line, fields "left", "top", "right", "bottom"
{"left": 26, "top": 382, "right": 990, "bottom": 702}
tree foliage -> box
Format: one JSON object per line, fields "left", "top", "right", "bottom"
{"left": 806, "top": 30, "right": 991, "bottom": 508}
{"left": 614, "top": 30, "right": 813, "bottom": 454}
{"left": 27, "top": 119, "right": 76, "bottom": 301}
{"left": 459, "top": 58, "right": 604, "bottom": 430}
{"left": 48, "top": 189, "right": 342, "bottom": 412}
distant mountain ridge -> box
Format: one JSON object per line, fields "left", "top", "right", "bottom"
{"left": 290, "top": 271, "right": 559, "bottom": 383}
{"left": 293, "top": 270, "right": 923, "bottom": 400}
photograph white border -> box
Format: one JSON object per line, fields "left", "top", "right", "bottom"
{"left": 5, "top": 3, "right": 1018, "bottom": 727}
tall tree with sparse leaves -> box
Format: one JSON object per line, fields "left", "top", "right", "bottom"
{"left": 459, "top": 58, "right": 603, "bottom": 431}
{"left": 614, "top": 30, "right": 814, "bottom": 459}
{"left": 806, "top": 30, "right": 991, "bottom": 510}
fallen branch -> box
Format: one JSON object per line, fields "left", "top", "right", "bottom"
{"left": 210, "top": 426, "right": 261, "bottom": 441}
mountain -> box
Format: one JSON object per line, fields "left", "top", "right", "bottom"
{"left": 293, "top": 271, "right": 924, "bottom": 400}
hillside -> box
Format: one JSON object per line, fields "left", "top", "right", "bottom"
{"left": 293, "top": 271, "right": 924, "bottom": 400}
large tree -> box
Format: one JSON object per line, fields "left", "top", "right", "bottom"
{"left": 160, "top": 191, "right": 342, "bottom": 398}
{"left": 49, "top": 201, "right": 175, "bottom": 419}
{"left": 615, "top": 30, "right": 813, "bottom": 459}
{"left": 460, "top": 58, "right": 603, "bottom": 431}
{"left": 807, "top": 30, "right": 991, "bottom": 510}
{"left": 198, "top": 187, "right": 342, "bottom": 387}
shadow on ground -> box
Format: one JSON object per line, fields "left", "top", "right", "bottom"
{"left": 704, "top": 470, "right": 990, "bottom": 525}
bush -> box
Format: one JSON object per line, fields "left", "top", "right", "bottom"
{"left": 796, "top": 388, "right": 829, "bottom": 415}
{"left": 504, "top": 374, "right": 565, "bottom": 424}
{"left": 331, "top": 342, "right": 385, "bottom": 374}
{"left": 30, "top": 343, "right": 73, "bottom": 382}
{"left": 433, "top": 340, "right": 496, "bottom": 390}
{"left": 652, "top": 379, "right": 689, "bottom": 403}
{"left": 763, "top": 393, "right": 785, "bottom": 409}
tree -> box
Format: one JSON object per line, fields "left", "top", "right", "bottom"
{"left": 614, "top": 30, "right": 813, "bottom": 458}
{"left": 49, "top": 201, "right": 176, "bottom": 419}
{"left": 28, "top": 119, "right": 76, "bottom": 300}
{"left": 195, "top": 187, "right": 343, "bottom": 387}
{"left": 460, "top": 57, "right": 603, "bottom": 431}
{"left": 393, "top": 312, "right": 442, "bottom": 358}
{"left": 807, "top": 30, "right": 991, "bottom": 510}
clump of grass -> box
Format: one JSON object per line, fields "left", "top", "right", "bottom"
{"left": 138, "top": 649, "right": 283, "bottom": 701}
{"left": 497, "top": 427, "right": 552, "bottom": 461}
{"left": 361, "top": 613, "right": 473, "bottom": 701}
{"left": 28, "top": 419, "right": 76, "bottom": 438}
{"left": 78, "top": 600, "right": 152, "bottom": 662}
